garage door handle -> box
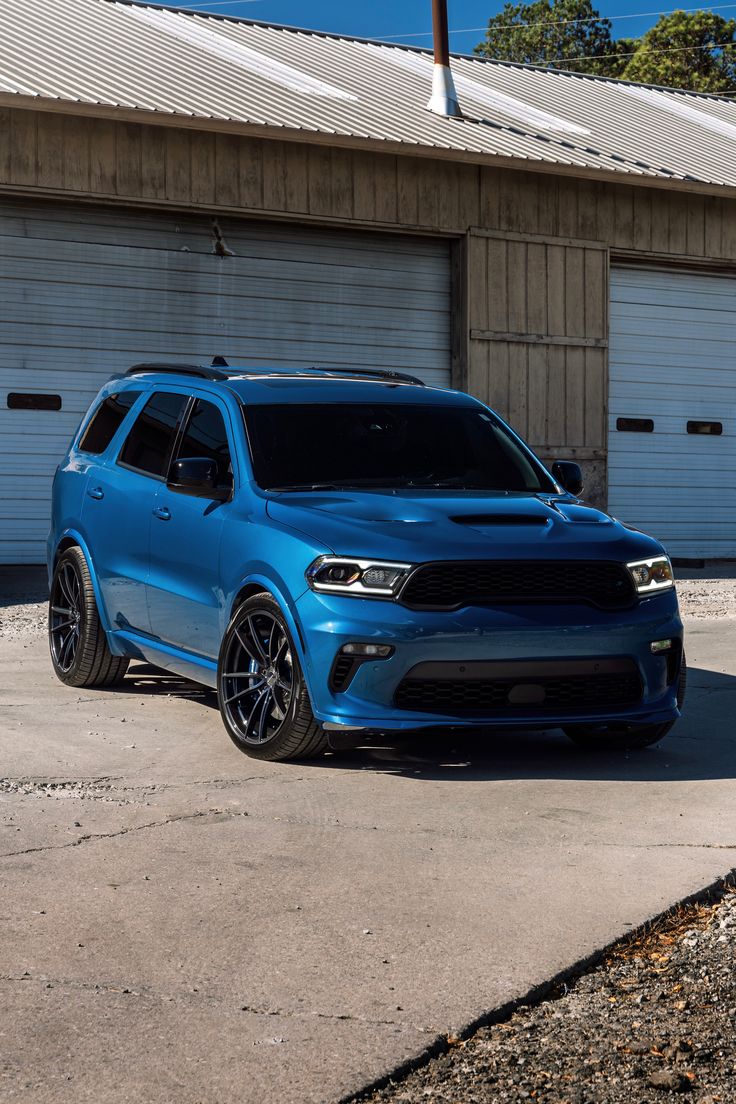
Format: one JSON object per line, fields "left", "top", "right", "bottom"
{"left": 153, "top": 506, "right": 171, "bottom": 521}
{"left": 87, "top": 487, "right": 104, "bottom": 500}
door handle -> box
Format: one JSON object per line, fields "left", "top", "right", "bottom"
{"left": 153, "top": 505, "right": 171, "bottom": 521}
{"left": 87, "top": 487, "right": 104, "bottom": 500}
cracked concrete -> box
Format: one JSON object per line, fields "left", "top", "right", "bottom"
{"left": 2, "top": 578, "right": 736, "bottom": 1102}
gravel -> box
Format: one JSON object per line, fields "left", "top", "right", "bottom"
{"left": 364, "top": 888, "right": 736, "bottom": 1104}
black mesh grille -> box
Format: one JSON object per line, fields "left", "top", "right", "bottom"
{"left": 329, "top": 655, "right": 359, "bottom": 693}
{"left": 399, "top": 561, "right": 635, "bottom": 611}
{"left": 395, "top": 671, "right": 643, "bottom": 715}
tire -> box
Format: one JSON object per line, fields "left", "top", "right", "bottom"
{"left": 217, "top": 592, "right": 327, "bottom": 761}
{"left": 564, "top": 651, "right": 687, "bottom": 751}
{"left": 49, "top": 546, "right": 129, "bottom": 688}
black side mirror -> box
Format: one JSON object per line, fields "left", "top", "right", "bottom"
{"left": 168, "top": 457, "right": 229, "bottom": 500}
{"left": 551, "top": 460, "right": 584, "bottom": 496}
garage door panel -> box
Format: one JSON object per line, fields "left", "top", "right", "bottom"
{"left": 608, "top": 266, "right": 736, "bottom": 558}
{"left": 0, "top": 201, "right": 450, "bottom": 564}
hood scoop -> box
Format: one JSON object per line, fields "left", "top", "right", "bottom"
{"left": 451, "top": 513, "right": 551, "bottom": 526}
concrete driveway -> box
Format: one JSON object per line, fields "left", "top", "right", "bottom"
{"left": 2, "top": 570, "right": 736, "bottom": 1103}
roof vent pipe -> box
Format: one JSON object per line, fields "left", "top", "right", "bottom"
{"left": 427, "top": 0, "right": 462, "bottom": 118}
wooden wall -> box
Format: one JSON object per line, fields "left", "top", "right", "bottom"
{"left": 3, "top": 106, "right": 736, "bottom": 501}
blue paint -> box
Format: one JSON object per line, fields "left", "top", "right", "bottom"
{"left": 49, "top": 366, "right": 683, "bottom": 737}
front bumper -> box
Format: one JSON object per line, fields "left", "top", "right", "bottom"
{"left": 295, "top": 588, "right": 684, "bottom": 732}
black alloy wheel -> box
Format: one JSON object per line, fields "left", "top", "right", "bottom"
{"left": 217, "top": 592, "right": 327, "bottom": 761}
{"left": 48, "top": 546, "right": 129, "bottom": 688}
{"left": 50, "top": 558, "right": 82, "bottom": 673}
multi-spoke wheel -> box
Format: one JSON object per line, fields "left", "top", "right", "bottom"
{"left": 48, "top": 546, "right": 129, "bottom": 688}
{"left": 218, "top": 592, "right": 327, "bottom": 761}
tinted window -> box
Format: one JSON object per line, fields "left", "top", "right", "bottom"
{"left": 79, "top": 391, "right": 142, "bottom": 455}
{"left": 243, "top": 403, "right": 554, "bottom": 493}
{"left": 118, "top": 391, "right": 188, "bottom": 477}
{"left": 173, "top": 399, "right": 233, "bottom": 488}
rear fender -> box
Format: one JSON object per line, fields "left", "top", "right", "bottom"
{"left": 51, "top": 529, "right": 117, "bottom": 642}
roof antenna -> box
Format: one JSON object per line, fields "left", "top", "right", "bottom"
{"left": 212, "top": 356, "right": 229, "bottom": 367}
{"left": 427, "top": 0, "right": 462, "bottom": 119}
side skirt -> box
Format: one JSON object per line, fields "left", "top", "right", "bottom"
{"left": 111, "top": 629, "right": 218, "bottom": 689}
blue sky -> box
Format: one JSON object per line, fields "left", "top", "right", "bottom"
{"left": 162, "top": 0, "right": 736, "bottom": 55}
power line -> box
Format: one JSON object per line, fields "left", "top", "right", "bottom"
{"left": 377, "top": 3, "right": 736, "bottom": 40}
{"left": 558, "top": 36, "right": 736, "bottom": 60}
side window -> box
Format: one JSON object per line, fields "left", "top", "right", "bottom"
{"left": 118, "top": 391, "right": 189, "bottom": 478}
{"left": 172, "top": 399, "right": 233, "bottom": 489}
{"left": 79, "top": 391, "right": 142, "bottom": 455}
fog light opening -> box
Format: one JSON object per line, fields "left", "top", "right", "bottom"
{"left": 650, "top": 638, "right": 673, "bottom": 653}
{"left": 341, "top": 643, "right": 394, "bottom": 658}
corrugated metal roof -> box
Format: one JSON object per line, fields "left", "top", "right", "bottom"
{"left": 2, "top": 0, "right": 736, "bottom": 190}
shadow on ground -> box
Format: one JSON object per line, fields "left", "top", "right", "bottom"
{"left": 117, "top": 661, "right": 735, "bottom": 786}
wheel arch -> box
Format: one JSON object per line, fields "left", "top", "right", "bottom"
{"left": 225, "top": 574, "right": 310, "bottom": 681}
{"left": 51, "top": 530, "right": 114, "bottom": 636}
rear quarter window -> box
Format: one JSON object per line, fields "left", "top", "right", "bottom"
{"left": 78, "top": 391, "right": 142, "bottom": 455}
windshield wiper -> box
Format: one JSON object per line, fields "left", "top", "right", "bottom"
{"left": 267, "top": 483, "right": 345, "bottom": 492}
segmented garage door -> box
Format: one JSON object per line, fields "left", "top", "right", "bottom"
{"left": 608, "top": 266, "right": 736, "bottom": 559}
{"left": 0, "top": 199, "right": 450, "bottom": 564}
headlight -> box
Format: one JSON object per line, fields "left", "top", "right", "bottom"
{"left": 306, "top": 556, "right": 413, "bottom": 598}
{"left": 626, "top": 555, "right": 675, "bottom": 595}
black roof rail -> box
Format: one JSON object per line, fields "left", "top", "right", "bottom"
{"left": 125, "top": 362, "right": 229, "bottom": 382}
{"left": 287, "top": 366, "right": 425, "bottom": 386}
{"left": 322, "top": 368, "right": 425, "bottom": 386}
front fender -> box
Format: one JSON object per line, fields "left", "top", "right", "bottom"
{"left": 223, "top": 570, "right": 318, "bottom": 697}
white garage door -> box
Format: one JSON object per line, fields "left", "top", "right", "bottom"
{"left": 609, "top": 266, "right": 736, "bottom": 559}
{"left": 0, "top": 200, "right": 450, "bottom": 564}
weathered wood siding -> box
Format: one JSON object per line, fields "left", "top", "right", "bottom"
{"left": 2, "top": 106, "right": 736, "bottom": 500}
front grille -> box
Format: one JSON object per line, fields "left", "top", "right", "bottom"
{"left": 399, "top": 560, "right": 635, "bottom": 611}
{"left": 394, "top": 661, "right": 643, "bottom": 715}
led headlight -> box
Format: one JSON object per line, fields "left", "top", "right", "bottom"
{"left": 307, "top": 556, "right": 414, "bottom": 598}
{"left": 626, "top": 555, "right": 675, "bottom": 595}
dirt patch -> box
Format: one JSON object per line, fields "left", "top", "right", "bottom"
{"left": 363, "top": 888, "right": 736, "bottom": 1104}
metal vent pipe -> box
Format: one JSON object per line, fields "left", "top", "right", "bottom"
{"left": 427, "top": 0, "right": 462, "bottom": 118}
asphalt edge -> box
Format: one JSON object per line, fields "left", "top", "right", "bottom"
{"left": 339, "top": 866, "right": 736, "bottom": 1104}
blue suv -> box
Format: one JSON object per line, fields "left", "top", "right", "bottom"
{"left": 48, "top": 362, "right": 685, "bottom": 760}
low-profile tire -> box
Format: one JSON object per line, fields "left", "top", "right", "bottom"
{"left": 217, "top": 592, "right": 327, "bottom": 761}
{"left": 564, "top": 651, "right": 687, "bottom": 751}
{"left": 49, "top": 546, "right": 129, "bottom": 688}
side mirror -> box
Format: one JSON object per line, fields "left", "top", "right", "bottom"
{"left": 551, "top": 460, "right": 584, "bottom": 497}
{"left": 168, "top": 457, "right": 229, "bottom": 500}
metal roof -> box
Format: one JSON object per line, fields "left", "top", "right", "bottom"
{"left": 2, "top": 0, "right": 736, "bottom": 191}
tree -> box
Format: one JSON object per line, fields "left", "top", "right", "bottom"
{"left": 621, "top": 11, "right": 736, "bottom": 93}
{"left": 474, "top": 2, "right": 736, "bottom": 93}
{"left": 473, "top": 0, "right": 618, "bottom": 77}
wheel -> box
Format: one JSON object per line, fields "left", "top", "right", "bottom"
{"left": 564, "top": 652, "right": 686, "bottom": 751}
{"left": 49, "top": 546, "right": 129, "bottom": 688}
{"left": 217, "top": 592, "right": 327, "bottom": 761}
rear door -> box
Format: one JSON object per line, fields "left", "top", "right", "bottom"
{"left": 84, "top": 389, "right": 189, "bottom": 634}
{"left": 146, "top": 396, "right": 236, "bottom": 659}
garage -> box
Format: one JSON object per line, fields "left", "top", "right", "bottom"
{"left": 608, "top": 265, "right": 736, "bottom": 560}
{"left": 0, "top": 199, "right": 451, "bottom": 564}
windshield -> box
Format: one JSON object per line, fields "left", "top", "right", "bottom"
{"left": 243, "top": 403, "right": 556, "bottom": 493}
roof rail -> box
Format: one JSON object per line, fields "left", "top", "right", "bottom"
{"left": 125, "top": 362, "right": 229, "bottom": 382}
{"left": 314, "top": 367, "right": 425, "bottom": 386}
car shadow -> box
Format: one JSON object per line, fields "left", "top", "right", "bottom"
{"left": 119, "top": 661, "right": 736, "bottom": 784}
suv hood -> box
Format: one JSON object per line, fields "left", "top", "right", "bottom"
{"left": 266, "top": 490, "right": 663, "bottom": 563}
